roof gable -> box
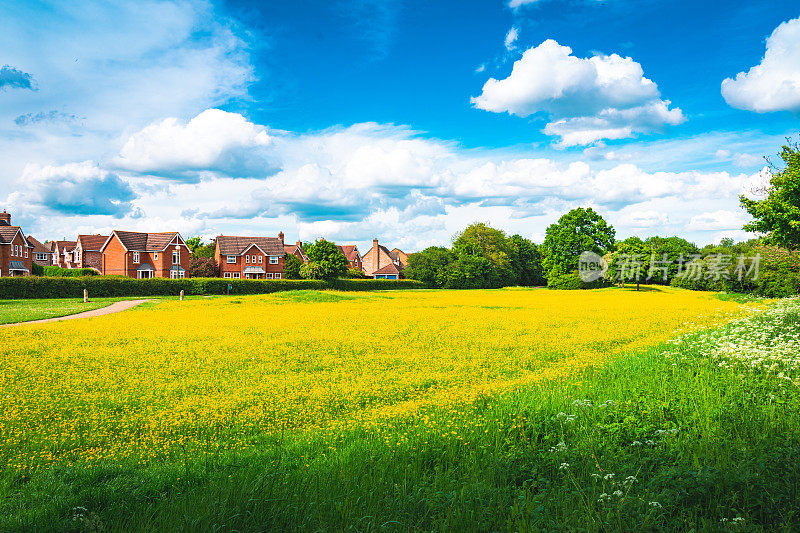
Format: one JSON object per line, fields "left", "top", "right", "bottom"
{"left": 0, "top": 226, "right": 26, "bottom": 245}
{"left": 26, "top": 235, "right": 50, "bottom": 254}
{"left": 76, "top": 234, "right": 110, "bottom": 251}
{"left": 216, "top": 235, "right": 285, "bottom": 256}
{"left": 102, "top": 230, "right": 183, "bottom": 252}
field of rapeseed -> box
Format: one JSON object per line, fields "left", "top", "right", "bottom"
{"left": 2, "top": 287, "right": 798, "bottom": 531}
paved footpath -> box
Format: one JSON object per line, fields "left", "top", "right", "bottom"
{"left": 0, "top": 299, "right": 151, "bottom": 328}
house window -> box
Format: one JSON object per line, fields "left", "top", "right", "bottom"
{"left": 133, "top": 251, "right": 140, "bottom": 263}
{"left": 232, "top": 272, "right": 240, "bottom": 279}
{"left": 36, "top": 253, "right": 48, "bottom": 261}
{"left": 24, "top": 248, "right": 28, "bottom": 258}
{"left": 224, "top": 272, "right": 231, "bottom": 278}
{"left": 173, "top": 250, "right": 179, "bottom": 264}
{"left": 154, "top": 252, "right": 158, "bottom": 260}
{"left": 258, "top": 255, "right": 262, "bottom": 264}
{"left": 275, "top": 273, "right": 281, "bottom": 279}
{"left": 266, "top": 273, "right": 273, "bottom": 279}
{"left": 269, "top": 256, "right": 278, "bottom": 264}
{"left": 246, "top": 255, "right": 250, "bottom": 263}
{"left": 227, "top": 255, "right": 236, "bottom": 263}
{"left": 252, "top": 255, "right": 257, "bottom": 263}
{"left": 170, "top": 270, "right": 177, "bottom": 279}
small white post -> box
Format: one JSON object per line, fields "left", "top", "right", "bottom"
{"left": 83, "top": 289, "right": 88, "bottom": 303}
{"left": 179, "top": 289, "right": 184, "bottom": 301}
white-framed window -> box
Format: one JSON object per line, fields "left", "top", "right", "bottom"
{"left": 36, "top": 253, "right": 48, "bottom": 261}
{"left": 224, "top": 272, "right": 231, "bottom": 278}
{"left": 232, "top": 272, "right": 240, "bottom": 279}
{"left": 275, "top": 273, "right": 281, "bottom": 279}
{"left": 170, "top": 270, "right": 177, "bottom": 279}
{"left": 133, "top": 251, "right": 140, "bottom": 263}
{"left": 24, "top": 248, "right": 28, "bottom": 258}
{"left": 270, "top": 256, "right": 278, "bottom": 264}
{"left": 227, "top": 255, "right": 236, "bottom": 263}
{"left": 154, "top": 252, "right": 158, "bottom": 260}
{"left": 252, "top": 255, "right": 256, "bottom": 263}
{"left": 258, "top": 255, "right": 262, "bottom": 264}
{"left": 173, "top": 250, "right": 179, "bottom": 264}
{"left": 246, "top": 255, "right": 250, "bottom": 263}
{"left": 266, "top": 273, "right": 273, "bottom": 279}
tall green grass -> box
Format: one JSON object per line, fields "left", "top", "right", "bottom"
{"left": 2, "top": 301, "right": 799, "bottom": 531}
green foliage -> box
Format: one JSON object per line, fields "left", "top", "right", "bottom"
{"left": 541, "top": 207, "right": 616, "bottom": 279}
{"left": 405, "top": 224, "right": 544, "bottom": 289}
{"left": 38, "top": 266, "right": 99, "bottom": 277}
{"left": 345, "top": 267, "right": 369, "bottom": 279}
{"left": 283, "top": 254, "right": 304, "bottom": 279}
{"left": 740, "top": 139, "right": 800, "bottom": 249}
{"left": 604, "top": 236, "right": 701, "bottom": 287}
{"left": 187, "top": 257, "right": 218, "bottom": 278}
{"left": 31, "top": 262, "right": 43, "bottom": 275}
{"left": 186, "top": 236, "right": 216, "bottom": 258}
{"left": 303, "top": 239, "right": 349, "bottom": 280}
{"left": 0, "top": 277, "right": 424, "bottom": 299}
{"left": 546, "top": 272, "right": 607, "bottom": 290}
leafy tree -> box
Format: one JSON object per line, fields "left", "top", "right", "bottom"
{"left": 187, "top": 257, "right": 218, "bottom": 278}
{"left": 452, "top": 223, "right": 514, "bottom": 283}
{"left": 186, "top": 236, "right": 202, "bottom": 253}
{"left": 283, "top": 254, "right": 304, "bottom": 279}
{"left": 405, "top": 247, "right": 456, "bottom": 288}
{"left": 302, "top": 239, "right": 349, "bottom": 280}
{"left": 186, "top": 236, "right": 215, "bottom": 258}
{"left": 740, "top": 139, "right": 800, "bottom": 249}
{"left": 345, "top": 268, "right": 369, "bottom": 279}
{"left": 508, "top": 234, "right": 544, "bottom": 286}
{"left": 541, "top": 207, "right": 616, "bottom": 278}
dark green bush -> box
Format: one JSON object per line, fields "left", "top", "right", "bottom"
{"left": 546, "top": 272, "right": 607, "bottom": 290}
{"left": 0, "top": 277, "right": 425, "bottom": 299}
{"left": 38, "top": 266, "right": 99, "bottom": 277}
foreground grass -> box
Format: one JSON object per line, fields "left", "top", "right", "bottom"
{"left": 3, "top": 288, "right": 797, "bottom": 530}
{"left": 0, "top": 298, "right": 125, "bottom": 325}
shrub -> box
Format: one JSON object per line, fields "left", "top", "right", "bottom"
{"left": 187, "top": 257, "right": 218, "bottom": 278}
{"left": 0, "top": 277, "right": 425, "bottom": 299}
{"left": 547, "top": 272, "right": 607, "bottom": 290}
{"left": 39, "top": 266, "right": 99, "bottom": 277}
{"left": 345, "top": 268, "right": 369, "bottom": 279}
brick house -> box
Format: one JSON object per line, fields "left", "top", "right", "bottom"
{"left": 215, "top": 234, "right": 286, "bottom": 279}
{"left": 361, "top": 238, "right": 405, "bottom": 280}
{"left": 100, "top": 230, "right": 190, "bottom": 278}
{"left": 284, "top": 237, "right": 308, "bottom": 263}
{"left": 26, "top": 236, "right": 53, "bottom": 267}
{"left": 336, "top": 245, "right": 362, "bottom": 271}
{"left": 0, "top": 210, "right": 33, "bottom": 277}
{"left": 53, "top": 240, "right": 78, "bottom": 268}
{"left": 75, "top": 234, "right": 109, "bottom": 272}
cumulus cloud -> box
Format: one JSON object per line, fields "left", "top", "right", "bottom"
{"left": 0, "top": 65, "right": 36, "bottom": 90}
{"left": 9, "top": 161, "right": 137, "bottom": 217}
{"left": 722, "top": 17, "right": 800, "bottom": 112}
{"left": 115, "top": 109, "right": 277, "bottom": 179}
{"left": 471, "top": 39, "right": 685, "bottom": 145}
{"left": 687, "top": 210, "right": 747, "bottom": 231}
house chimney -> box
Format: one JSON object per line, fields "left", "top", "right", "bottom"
{"left": 373, "top": 238, "right": 379, "bottom": 269}
{"left": 296, "top": 240, "right": 301, "bottom": 247}
{"left": 278, "top": 231, "right": 284, "bottom": 244}
{"left": 0, "top": 210, "right": 10, "bottom": 226}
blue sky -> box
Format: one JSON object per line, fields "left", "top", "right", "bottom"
{"left": 2, "top": 0, "right": 799, "bottom": 252}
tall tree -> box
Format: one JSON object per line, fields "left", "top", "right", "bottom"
{"left": 541, "top": 207, "right": 616, "bottom": 278}
{"left": 508, "top": 234, "right": 544, "bottom": 286}
{"left": 302, "top": 239, "right": 349, "bottom": 280}
{"left": 283, "top": 254, "right": 304, "bottom": 279}
{"left": 451, "top": 223, "right": 514, "bottom": 285}
{"left": 740, "top": 139, "right": 800, "bottom": 249}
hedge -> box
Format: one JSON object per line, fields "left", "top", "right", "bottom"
{"left": 547, "top": 272, "right": 609, "bottom": 290}
{"left": 0, "top": 277, "right": 426, "bottom": 300}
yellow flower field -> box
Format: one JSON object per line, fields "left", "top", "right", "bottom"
{"left": 0, "top": 287, "right": 745, "bottom": 469}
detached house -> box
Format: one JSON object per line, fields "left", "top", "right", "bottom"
{"left": 100, "top": 230, "right": 190, "bottom": 278}
{"left": 361, "top": 238, "right": 405, "bottom": 280}
{"left": 75, "top": 234, "right": 109, "bottom": 272}
{"left": 215, "top": 233, "right": 286, "bottom": 279}
{"left": 336, "top": 245, "right": 362, "bottom": 271}
{"left": 53, "top": 240, "right": 78, "bottom": 269}
{"left": 0, "top": 210, "right": 33, "bottom": 277}
{"left": 284, "top": 238, "right": 308, "bottom": 263}
{"left": 26, "top": 236, "right": 53, "bottom": 267}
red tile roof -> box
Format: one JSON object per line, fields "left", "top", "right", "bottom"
{"left": 111, "top": 231, "right": 181, "bottom": 252}
{"left": 336, "top": 245, "right": 360, "bottom": 261}
{"left": 217, "top": 235, "right": 286, "bottom": 256}
{"left": 26, "top": 235, "right": 50, "bottom": 254}
{"left": 54, "top": 240, "right": 77, "bottom": 252}
{"left": 373, "top": 263, "right": 401, "bottom": 275}
{"left": 0, "top": 226, "right": 25, "bottom": 244}
{"left": 77, "top": 234, "right": 110, "bottom": 251}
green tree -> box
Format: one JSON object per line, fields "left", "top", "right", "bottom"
{"left": 186, "top": 236, "right": 215, "bottom": 258}
{"left": 302, "top": 239, "right": 349, "bottom": 280}
{"left": 405, "top": 246, "right": 456, "bottom": 287}
{"left": 541, "top": 207, "right": 616, "bottom": 279}
{"left": 186, "top": 236, "right": 202, "bottom": 253}
{"left": 451, "top": 223, "right": 515, "bottom": 286}
{"left": 740, "top": 139, "right": 800, "bottom": 249}
{"left": 187, "top": 257, "right": 218, "bottom": 278}
{"left": 283, "top": 254, "right": 304, "bottom": 279}
{"left": 508, "top": 234, "right": 544, "bottom": 286}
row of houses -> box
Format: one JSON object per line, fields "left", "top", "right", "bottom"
{"left": 0, "top": 210, "right": 407, "bottom": 279}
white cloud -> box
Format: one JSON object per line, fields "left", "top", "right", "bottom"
{"left": 504, "top": 27, "right": 519, "bottom": 51}
{"left": 115, "top": 109, "right": 276, "bottom": 179}
{"left": 508, "top": 0, "right": 538, "bottom": 7}
{"left": 687, "top": 210, "right": 747, "bottom": 231}
{"left": 471, "top": 39, "right": 685, "bottom": 145}
{"left": 721, "top": 17, "right": 800, "bottom": 112}
{"left": 733, "top": 153, "right": 762, "bottom": 168}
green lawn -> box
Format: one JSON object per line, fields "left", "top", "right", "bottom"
{"left": 0, "top": 298, "right": 122, "bottom": 324}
